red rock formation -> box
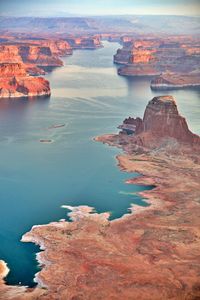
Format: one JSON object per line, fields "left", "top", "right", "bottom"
{"left": 129, "top": 49, "right": 156, "bottom": 64}
{"left": 0, "top": 62, "right": 26, "bottom": 77}
{"left": 114, "top": 46, "right": 132, "bottom": 64}
{"left": 66, "top": 36, "right": 102, "bottom": 49}
{"left": 115, "top": 36, "right": 200, "bottom": 78}
{"left": 142, "top": 96, "right": 199, "bottom": 143}
{"left": 0, "top": 43, "right": 63, "bottom": 76}
{"left": 120, "top": 96, "right": 200, "bottom": 148}
{"left": 150, "top": 73, "right": 200, "bottom": 90}
{"left": 23, "top": 39, "right": 73, "bottom": 56}
{"left": 39, "top": 40, "right": 72, "bottom": 56}
{"left": 118, "top": 65, "right": 160, "bottom": 76}
{"left": 134, "top": 40, "right": 160, "bottom": 49}
{"left": 0, "top": 45, "right": 23, "bottom": 64}
{"left": 0, "top": 63, "right": 50, "bottom": 98}
{"left": 18, "top": 45, "right": 63, "bottom": 67}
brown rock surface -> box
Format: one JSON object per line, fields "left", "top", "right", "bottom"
{"left": 113, "top": 96, "right": 200, "bottom": 150}
{"left": 0, "top": 43, "right": 63, "bottom": 75}
{"left": 18, "top": 45, "right": 63, "bottom": 67}
{"left": 151, "top": 73, "right": 200, "bottom": 90}
{"left": 66, "top": 36, "right": 102, "bottom": 49}
{"left": 0, "top": 45, "right": 23, "bottom": 64}
{"left": 0, "top": 96, "right": 200, "bottom": 299}
{"left": 0, "top": 63, "right": 51, "bottom": 98}
{"left": 129, "top": 49, "right": 156, "bottom": 64}
{"left": 115, "top": 36, "right": 200, "bottom": 78}
{"left": 29, "top": 40, "right": 73, "bottom": 56}
{"left": 0, "top": 63, "right": 27, "bottom": 77}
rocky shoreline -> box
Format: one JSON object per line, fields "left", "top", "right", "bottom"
{"left": 0, "top": 96, "right": 200, "bottom": 300}
{"left": 150, "top": 73, "right": 200, "bottom": 90}
{"left": 114, "top": 36, "right": 200, "bottom": 90}
{"left": 0, "top": 35, "right": 102, "bottom": 99}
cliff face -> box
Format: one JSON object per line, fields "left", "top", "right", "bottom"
{"left": 114, "top": 47, "right": 131, "bottom": 64}
{"left": 129, "top": 49, "right": 156, "bottom": 64}
{"left": 150, "top": 73, "right": 200, "bottom": 90}
{"left": 142, "top": 96, "right": 198, "bottom": 143}
{"left": 0, "top": 62, "right": 26, "bottom": 77}
{"left": 0, "top": 45, "right": 23, "bottom": 64}
{"left": 35, "top": 40, "right": 73, "bottom": 56}
{"left": 18, "top": 45, "right": 63, "bottom": 67}
{"left": 120, "top": 96, "right": 200, "bottom": 149}
{"left": 66, "top": 36, "right": 102, "bottom": 49}
{"left": 0, "top": 44, "right": 63, "bottom": 75}
{"left": 115, "top": 37, "right": 200, "bottom": 80}
{"left": 0, "top": 76, "right": 51, "bottom": 98}
{"left": 118, "top": 65, "right": 159, "bottom": 77}
{"left": 0, "top": 63, "right": 50, "bottom": 98}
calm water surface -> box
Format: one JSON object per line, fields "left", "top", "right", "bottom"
{"left": 0, "top": 42, "right": 200, "bottom": 286}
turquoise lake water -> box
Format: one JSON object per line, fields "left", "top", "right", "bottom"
{"left": 0, "top": 41, "right": 200, "bottom": 287}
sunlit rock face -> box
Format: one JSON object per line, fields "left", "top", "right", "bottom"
{"left": 18, "top": 45, "right": 63, "bottom": 67}
{"left": 115, "top": 37, "right": 200, "bottom": 78}
{"left": 0, "top": 45, "right": 23, "bottom": 64}
{"left": 66, "top": 36, "right": 102, "bottom": 49}
{"left": 0, "top": 43, "right": 64, "bottom": 73}
{"left": 129, "top": 49, "right": 156, "bottom": 64}
{"left": 0, "top": 62, "right": 27, "bottom": 77}
{"left": 0, "top": 63, "right": 50, "bottom": 98}
{"left": 142, "top": 96, "right": 196, "bottom": 143}
{"left": 119, "top": 96, "right": 200, "bottom": 150}
{"left": 33, "top": 40, "right": 73, "bottom": 56}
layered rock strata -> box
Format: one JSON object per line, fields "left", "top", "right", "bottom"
{"left": 0, "top": 63, "right": 50, "bottom": 98}
{"left": 66, "top": 36, "right": 102, "bottom": 49}
{"left": 114, "top": 37, "right": 200, "bottom": 84}
{"left": 151, "top": 73, "right": 200, "bottom": 90}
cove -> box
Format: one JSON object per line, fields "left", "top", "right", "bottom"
{"left": 0, "top": 42, "right": 200, "bottom": 287}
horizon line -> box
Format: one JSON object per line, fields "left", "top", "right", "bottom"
{"left": 0, "top": 13, "right": 200, "bottom": 18}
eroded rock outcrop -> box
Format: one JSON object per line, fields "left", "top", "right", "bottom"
{"left": 0, "top": 43, "right": 64, "bottom": 75}
{"left": 115, "top": 37, "right": 200, "bottom": 82}
{"left": 0, "top": 63, "right": 50, "bottom": 98}
{"left": 0, "top": 45, "right": 23, "bottom": 64}
{"left": 150, "top": 73, "right": 200, "bottom": 90}
{"left": 31, "top": 40, "right": 73, "bottom": 56}
{"left": 117, "top": 96, "right": 200, "bottom": 150}
{"left": 18, "top": 45, "right": 63, "bottom": 68}
{"left": 66, "top": 36, "right": 102, "bottom": 49}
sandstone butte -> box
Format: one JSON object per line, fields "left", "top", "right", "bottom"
{"left": 0, "top": 96, "right": 200, "bottom": 300}
{"left": 0, "top": 63, "right": 51, "bottom": 98}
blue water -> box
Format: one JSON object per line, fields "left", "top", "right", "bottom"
{"left": 0, "top": 41, "right": 200, "bottom": 287}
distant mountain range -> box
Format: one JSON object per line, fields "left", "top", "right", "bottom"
{"left": 0, "top": 15, "right": 199, "bottom": 35}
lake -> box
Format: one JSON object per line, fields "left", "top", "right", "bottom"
{"left": 0, "top": 41, "right": 199, "bottom": 286}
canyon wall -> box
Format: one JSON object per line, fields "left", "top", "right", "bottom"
{"left": 114, "top": 37, "right": 200, "bottom": 88}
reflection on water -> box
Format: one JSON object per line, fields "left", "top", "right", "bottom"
{"left": 0, "top": 41, "right": 200, "bottom": 287}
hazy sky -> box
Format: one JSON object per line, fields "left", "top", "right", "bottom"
{"left": 0, "top": 0, "right": 200, "bottom": 16}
